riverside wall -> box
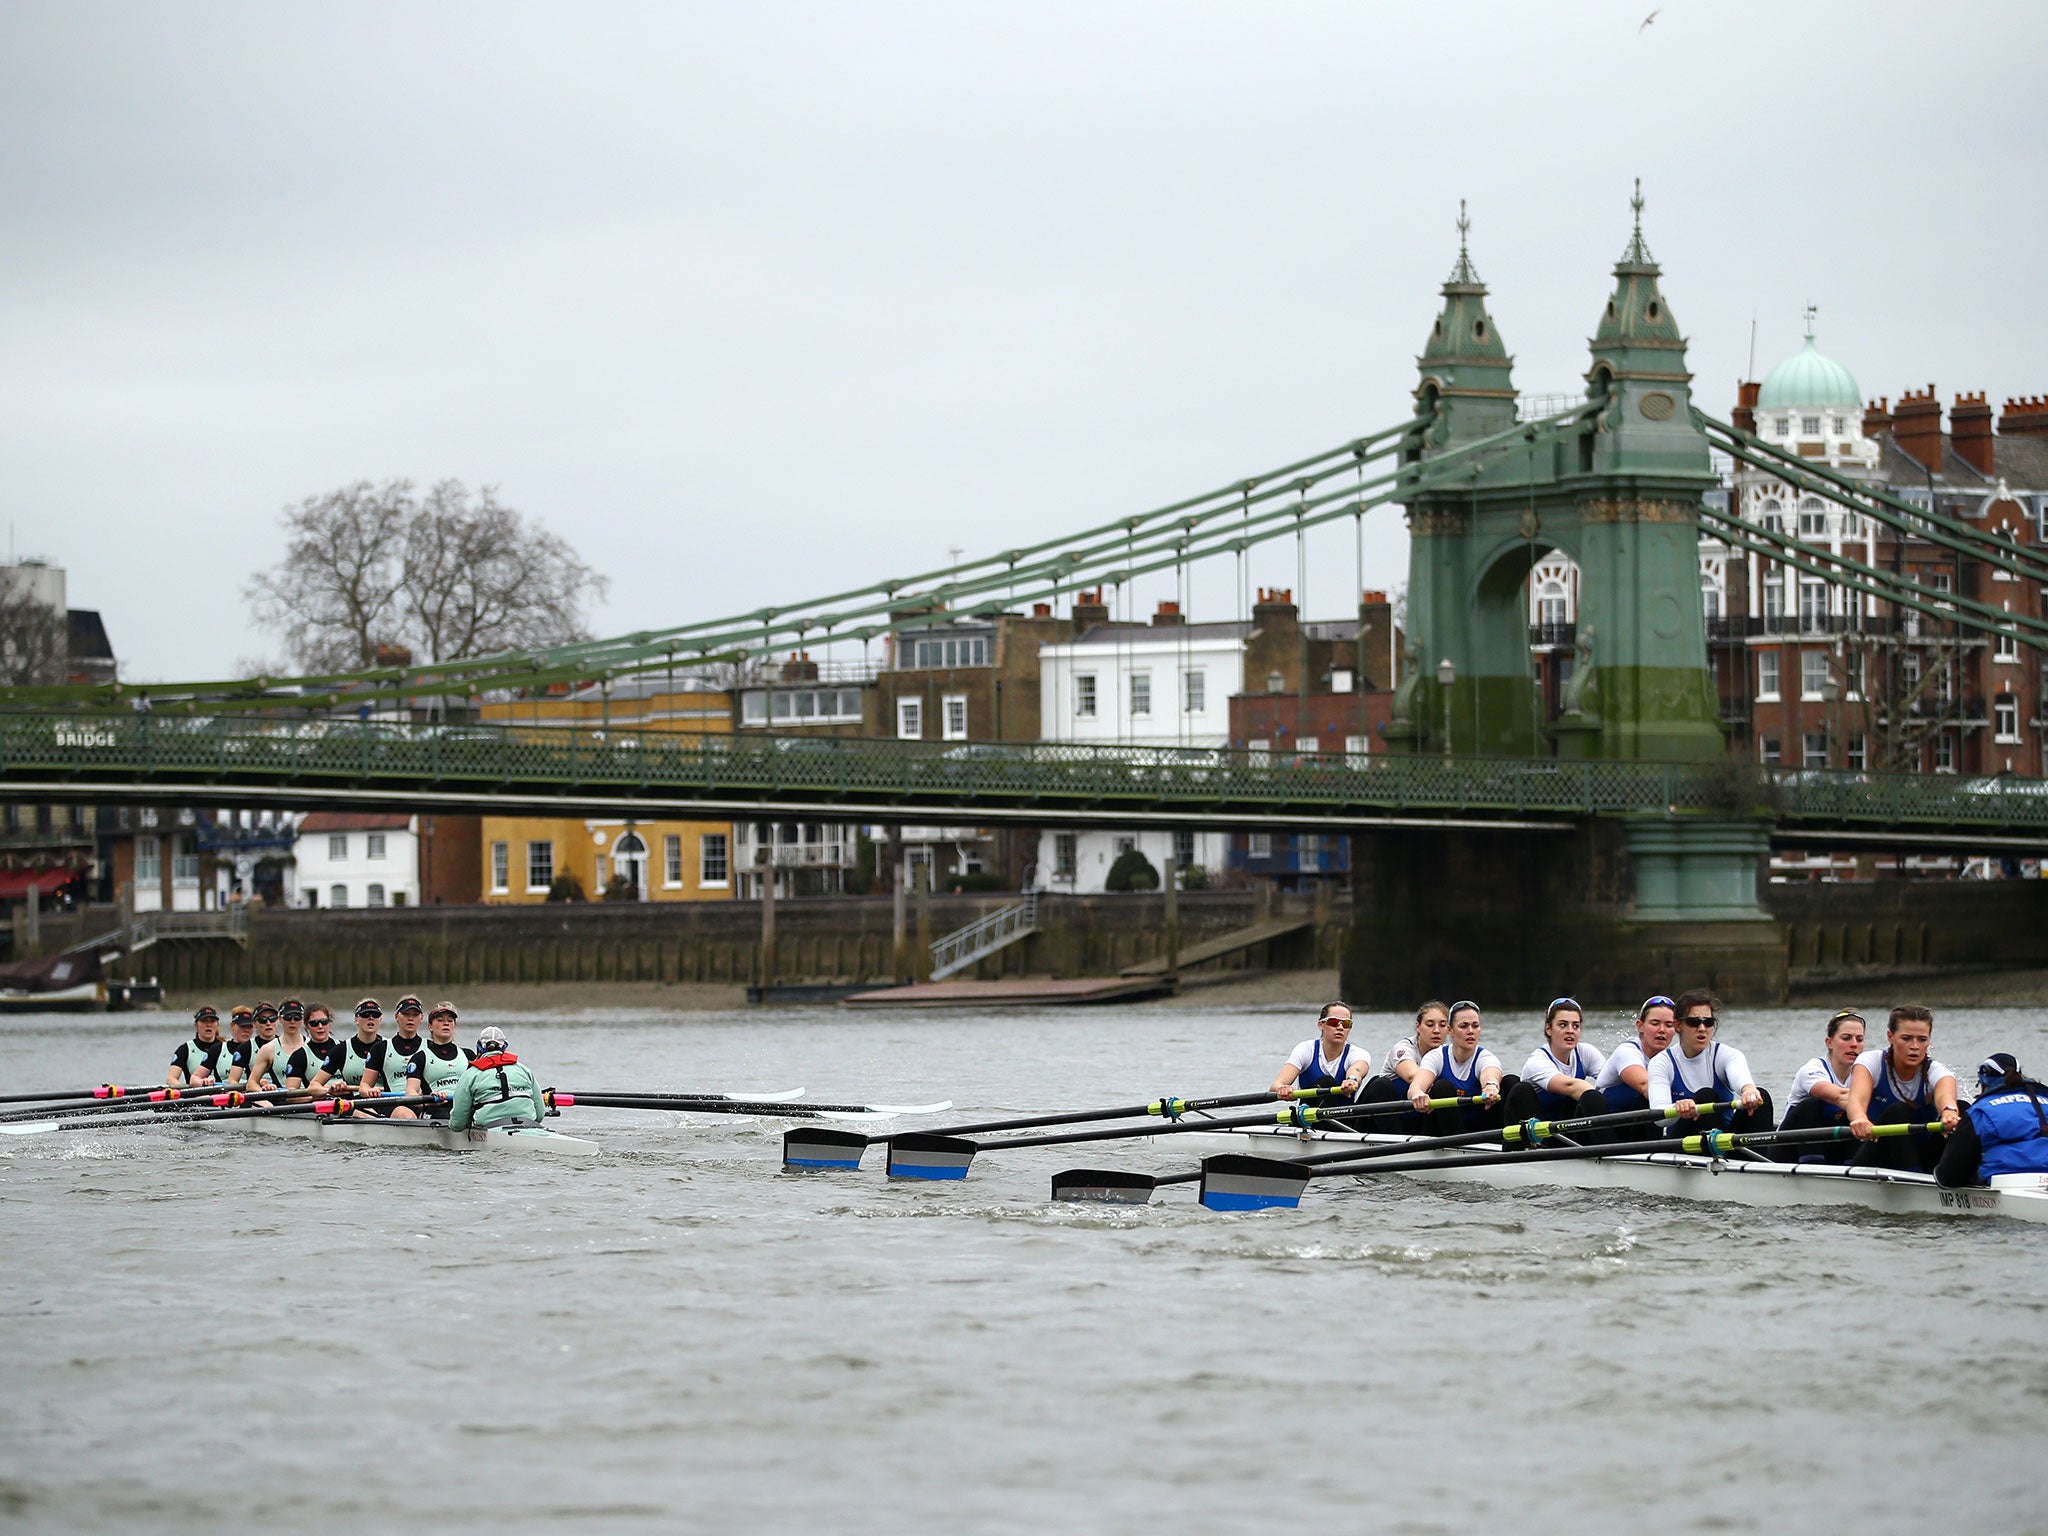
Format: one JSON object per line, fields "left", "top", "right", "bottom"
{"left": 133, "top": 891, "right": 1345, "bottom": 994}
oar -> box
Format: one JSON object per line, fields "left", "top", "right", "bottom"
{"left": 0, "top": 1092, "right": 437, "bottom": 1136}
{"left": 1192, "top": 1120, "right": 1946, "bottom": 1212}
{"left": 1048, "top": 1100, "right": 1732, "bottom": 1204}
{"left": 0, "top": 1085, "right": 313, "bottom": 1126}
{"left": 0, "top": 1081, "right": 241, "bottom": 1107}
{"left": 882, "top": 1096, "right": 1475, "bottom": 1181}
{"left": 781, "top": 1087, "right": 1360, "bottom": 1172}
{"left": 547, "top": 1092, "right": 953, "bottom": 1124}
{"left": 558, "top": 1087, "right": 806, "bottom": 1104}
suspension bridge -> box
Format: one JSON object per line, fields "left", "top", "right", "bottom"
{"left": 7, "top": 191, "right": 2039, "bottom": 999}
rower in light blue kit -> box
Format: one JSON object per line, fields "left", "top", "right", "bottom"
{"left": 449, "top": 1027, "right": 545, "bottom": 1132}
{"left": 397, "top": 1001, "right": 473, "bottom": 1119}
{"left": 1270, "top": 1003, "right": 1370, "bottom": 1100}
{"left": 167, "top": 1005, "right": 230, "bottom": 1088}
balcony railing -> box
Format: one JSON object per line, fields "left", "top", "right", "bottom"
{"left": 1527, "top": 622, "right": 1577, "bottom": 648}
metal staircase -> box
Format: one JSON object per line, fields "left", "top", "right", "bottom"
{"left": 929, "top": 893, "right": 1038, "bottom": 981}
{"left": 75, "top": 907, "right": 250, "bottom": 957}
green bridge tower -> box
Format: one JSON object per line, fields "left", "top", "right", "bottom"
{"left": 1348, "top": 191, "right": 1781, "bottom": 1006}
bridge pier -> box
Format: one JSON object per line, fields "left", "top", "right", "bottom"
{"left": 1339, "top": 817, "right": 1784, "bottom": 1009}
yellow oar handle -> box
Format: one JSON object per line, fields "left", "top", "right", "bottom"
{"left": 1680, "top": 1121, "right": 1942, "bottom": 1155}
{"left": 1264, "top": 1096, "right": 1466, "bottom": 1127}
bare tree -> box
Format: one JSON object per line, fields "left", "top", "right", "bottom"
{"left": 400, "top": 482, "right": 607, "bottom": 663}
{"left": 244, "top": 481, "right": 410, "bottom": 672}
{"left": 0, "top": 583, "right": 68, "bottom": 686}
{"left": 246, "top": 479, "right": 607, "bottom": 671}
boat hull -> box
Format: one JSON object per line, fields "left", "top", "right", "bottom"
{"left": 199, "top": 1116, "right": 601, "bottom": 1155}
{"left": 1170, "top": 1128, "right": 2048, "bottom": 1223}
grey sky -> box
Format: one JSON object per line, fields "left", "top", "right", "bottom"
{"left": 3, "top": 1, "right": 2042, "bottom": 683}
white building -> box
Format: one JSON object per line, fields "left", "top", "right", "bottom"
{"left": 1031, "top": 620, "right": 1244, "bottom": 894}
{"left": 295, "top": 812, "right": 420, "bottom": 908}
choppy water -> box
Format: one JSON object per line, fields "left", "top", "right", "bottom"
{"left": 3, "top": 1001, "right": 2046, "bottom": 1535}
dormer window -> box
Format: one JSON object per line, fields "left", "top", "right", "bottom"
{"left": 1774, "top": 417, "right": 1790, "bottom": 435}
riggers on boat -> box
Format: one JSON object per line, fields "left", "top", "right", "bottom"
{"left": 197, "top": 1114, "right": 600, "bottom": 1155}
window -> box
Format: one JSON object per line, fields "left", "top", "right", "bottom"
{"left": 1759, "top": 736, "right": 1781, "bottom": 766}
{"left": 366, "top": 883, "right": 386, "bottom": 908}
{"left": 1266, "top": 672, "right": 1285, "bottom": 693}
{"left": 1330, "top": 668, "right": 1354, "bottom": 693}
{"left": 1344, "top": 734, "right": 1371, "bottom": 758}
{"left": 490, "top": 841, "right": 509, "bottom": 892}
{"left": 1129, "top": 673, "right": 1151, "bottom": 716}
{"left": 527, "top": 840, "right": 554, "bottom": 891}
{"left": 1903, "top": 651, "right": 1922, "bottom": 690}
{"left": 136, "top": 834, "right": 161, "bottom": 883}
{"left": 1053, "top": 832, "right": 1077, "bottom": 879}
{"left": 741, "top": 692, "right": 768, "bottom": 725}
{"left": 1934, "top": 734, "right": 1955, "bottom": 772}
{"left": 664, "top": 834, "right": 684, "bottom": 887}
{"left": 1803, "top": 732, "right": 1828, "bottom": 768}
{"left": 328, "top": 834, "right": 347, "bottom": 860}
{"left": 700, "top": 833, "right": 729, "bottom": 886}
{"left": 755, "top": 688, "right": 864, "bottom": 725}
{"left": 1762, "top": 576, "right": 1784, "bottom": 620}
{"left": 1173, "top": 829, "right": 1196, "bottom": 869}
{"left": 1847, "top": 733, "right": 1867, "bottom": 771}
{"left": 897, "top": 698, "right": 923, "bottom": 739}
{"left": 1248, "top": 832, "right": 1272, "bottom": 859}
{"left": 392, "top": 891, "right": 407, "bottom": 907}
{"left": 366, "top": 833, "right": 386, "bottom": 861}
{"left": 1997, "top": 629, "right": 2020, "bottom": 661}
{"left": 1842, "top": 649, "right": 1864, "bottom": 699}
{"left": 330, "top": 884, "right": 349, "bottom": 908}
{"left": 1759, "top": 497, "right": 1783, "bottom": 533}
{"left": 1074, "top": 675, "right": 1097, "bottom": 717}
{"left": 1799, "top": 581, "right": 1827, "bottom": 630}
{"left": 942, "top": 695, "right": 969, "bottom": 740}
{"left": 1702, "top": 585, "right": 1722, "bottom": 621}
{"left": 1183, "top": 669, "right": 1206, "bottom": 713}
{"left": 1247, "top": 739, "right": 1271, "bottom": 763}
{"left": 1802, "top": 416, "right": 1822, "bottom": 435}
{"left": 1296, "top": 737, "right": 1319, "bottom": 756}
{"left": 1537, "top": 588, "right": 1567, "bottom": 627}
{"left": 1801, "top": 650, "right": 1830, "bottom": 700}
{"left": 1934, "top": 662, "right": 1953, "bottom": 704}
{"left": 1996, "top": 696, "right": 2020, "bottom": 742}
{"left": 910, "top": 636, "right": 991, "bottom": 668}
{"left": 1798, "top": 499, "right": 1827, "bottom": 538}
{"left": 1773, "top": 417, "right": 1790, "bottom": 436}
{"left": 1757, "top": 652, "right": 1780, "bottom": 699}
{"left": 172, "top": 835, "right": 199, "bottom": 883}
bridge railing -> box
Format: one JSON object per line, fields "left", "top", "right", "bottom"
{"left": 5, "top": 711, "right": 2047, "bottom": 831}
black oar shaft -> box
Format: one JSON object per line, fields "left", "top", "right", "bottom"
{"left": 549, "top": 1093, "right": 845, "bottom": 1118}
{"left": 1295, "top": 1101, "right": 1731, "bottom": 1171}
{"left": 964, "top": 1093, "right": 1470, "bottom": 1155}
{"left": 1304, "top": 1121, "right": 1938, "bottom": 1181}
{"left": 925, "top": 1088, "right": 1346, "bottom": 1142}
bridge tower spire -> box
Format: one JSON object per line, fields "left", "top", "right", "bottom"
{"left": 1413, "top": 199, "right": 1517, "bottom": 450}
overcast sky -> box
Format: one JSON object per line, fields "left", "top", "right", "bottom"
{"left": 3, "top": 1, "right": 2043, "bottom": 682}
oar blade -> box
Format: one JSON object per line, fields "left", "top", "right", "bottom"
{"left": 1198, "top": 1154, "right": 1312, "bottom": 1212}
{"left": 782, "top": 1126, "right": 871, "bottom": 1170}
{"left": 885, "top": 1133, "right": 978, "bottom": 1181}
{"left": 1050, "top": 1168, "right": 1158, "bottom": 1204}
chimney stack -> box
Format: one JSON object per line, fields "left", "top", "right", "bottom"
{"left": 1151, "top": 600, "right": 1185, "bottom": 627}
{"left": 1732, "top": 380, "right": 1760, "bottom": 435}
{"left": 1999, "top": 395, "right": 2048, "bottom": 439}
{"left": 1864, "top": 396, "right": 1892, "bottom": 438}
{"left": 1892, "top": 386, "right": 1944, "bottom": 473}
{"left": 1252, "top": 587, "right": 1297, "bottom": 617}
{"left": 1031, "top": 601, "right": 1052, "bottom": 617}
{"left": 1070, "top": 588, "right": 1110, "bottom": 628}
{"left": 1951, "top": 392, "right": 1994, "bottom": 476}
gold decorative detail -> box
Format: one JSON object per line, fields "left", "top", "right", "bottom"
{"left": 1639, "top": 391, "right": 1676, "bottom": 421}
{"left": 1579, "top": 497, "right": 1697, "bottom": 525}
{"left": 1408, "top": 509, "right": 1471, "bottom": 536}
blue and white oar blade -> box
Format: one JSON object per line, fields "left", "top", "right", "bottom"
{"left": 1198, "top": 1154, "right": 1311, "bottom": 1212}
{"left": 1051, "top": 1168, "right": 1158, "bottom": 1204}
{"left": 885, "top": 1133, "right": 977, "bottom": 1181}
{"left": 783, "top": 1126, "right": 870, "bottom": 1170}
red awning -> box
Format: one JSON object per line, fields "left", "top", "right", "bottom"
{"left": 0, "top": 869, "right": 79, "bottom": 899}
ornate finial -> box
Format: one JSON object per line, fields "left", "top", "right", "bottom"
{"left": 1617, "top": 177, "right": 1655, "bottom": 267}
{"left": 1446, "top": 199, "right": 1481, "bottom": 286}
{"left": 1803, "top": 301, "right": 1817, "bottom": 339}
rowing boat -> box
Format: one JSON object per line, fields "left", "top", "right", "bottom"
{"left": 197, "top": 1116, "right": 601, "bottom": 1156}
{"left": 1159, "top": 1125, "right": 2048, "bottom": 1223}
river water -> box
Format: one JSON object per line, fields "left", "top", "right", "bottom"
{"left": 2, "top": 1000, "right": 2045, "bottom": 1536}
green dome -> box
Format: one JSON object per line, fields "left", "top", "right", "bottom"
{"left": 1757, "top": 333, "right": 1861, "bottom": 411}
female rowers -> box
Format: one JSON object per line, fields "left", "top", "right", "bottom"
{"left": 1591, "top": 995, "right": 1677, "bottom": 1115}
{"left": 310, "top": 998, "right": 392, "bottom": 1109}
{"left": 1405, "top": 1000, "right": 1512, "bottom": 1132}
{"left": 1648, "top": 989, "right": 1772, "bottom": 1138}
{"left": 250, "top": 1001, "right": 320, "bottom": 1094}
{"left": 1843, "top": 1005, "right": 1960, "bottom": 1173}
{"left": 1776, "top": 1009, "right": 1866, "bottom": 1160}
{"left": 1270, "top": 1002, "right": 1370, "bottom": 1100}
{"left": 395, "top": 1001, "right": 473, "bottom": 1119}
{"left": 1354, "top": 1000, "right": 1451, "bottom": 1102}
{"left": 1503, "top": 998, "right": 1611, "bottom": 1140}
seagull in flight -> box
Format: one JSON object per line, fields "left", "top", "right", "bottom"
{"left": 1639, "top": 7, "right": 1660, "bottom": 31}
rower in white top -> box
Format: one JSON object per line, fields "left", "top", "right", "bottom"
{"left": 1647, "top": 990, "right": 1773, "bottom": 1138}
{"left": 1777, "top": 1008, "right": 1866, "bottom": 1162}
{"left": 1354, "top": 999, "right": 1451, "bottom": 1118}
{"left": 1503, "top": 998, "right": 1612, "bottom": 1140}
{"left": 1406, "top": 1000, "right": 1513, "bottom": 1132}
{"left": 1592, "top": 995, "right": 1676, "bottom": 1116}
{"left": 1271, "top": 1003, "right": 1370, "bottom": 1101}
{"left": 1843, "top": 1005, "right": 1959, "bottom": 1174}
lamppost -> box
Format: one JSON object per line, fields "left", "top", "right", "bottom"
{"left": 1437, "top": 658, "right": 1457, "bottom": 760}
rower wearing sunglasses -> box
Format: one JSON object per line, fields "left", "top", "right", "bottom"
{"left": 309, "top": 998, "right": 394, "bottom": 1108}
{"left": 1648, "top": 989, "right": 1773, "bottom": 1138}
{"left": 1271, "top": 1003, "right": 1370, "bottom": 1100}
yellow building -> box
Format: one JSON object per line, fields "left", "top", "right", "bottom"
{"left": 478, "top": 678, "right": 736, "bottom": 903}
